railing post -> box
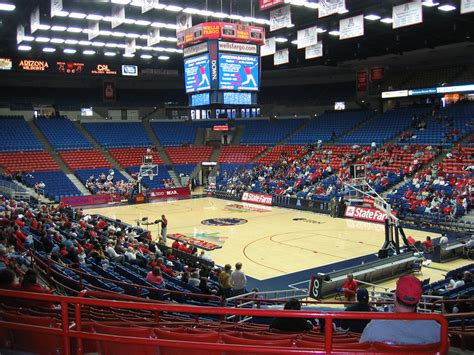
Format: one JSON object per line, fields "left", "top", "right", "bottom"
{"left": 75, "top": 304, "right": 83, "bottom": 355}
{"left": 324, "top": 315, "right": 333, "bottom": 354}
{"left": 61, "top": 301, "right": 71, "bottom": 355}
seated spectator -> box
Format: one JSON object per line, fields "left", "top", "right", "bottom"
{"left": 340, "top": 288, "right": 376, "bottom": 333}
{"left": 439, "top": 235, "right": 449, "bottom": 245}
{"left": 422, "top": 236, "right": 433, "bottom": 253}
{"left": 198, "top": 277, "right": 215, "bottom": 295}
{"left": 463, "top": 271, "right": 472, "bottom": 286}
{"left": 188, "top": 271, "right": 201, "bottom": 288}
{"left": 360, "top": 276, "right": 440, "bottom": 345}
{"left": 21, "top": 269, "right": 51, "bottom": 294}
{"left": 339, "top": 273, "right": 358, "bottom": 301}
{"left": 146, "top": 267, "right": 165, "bottom": 287}
{"left": 269, "top": 299, "right": 313, "bottom": 332}
{"left": 447, "top": 273, "right": 465, "bottom": 290}
{"left": 0, "top": 268, "right": 20, "bottom": 290}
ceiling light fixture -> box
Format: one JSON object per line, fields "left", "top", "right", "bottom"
{"left": 50, "top": 38, "right": 65, "bottom": 44}
{"left": 364, "top": 14, "right": 381, "bottom": 21}
{"left": 165, "top": 5, "right": 183, "bottom": 12}
{"left": 69, "top": 12, "right": 86, "bottom": 19}
{"left": 0, "top": 3, "right": 15, "bottom": 11}
{"left": 158, "top": 55, "right": 170, "bottom": 60}
{"left": 65, "top": 39, "right": 79, "bottom": 45}
{"left": 43, "top": 47, "right": 56, "bottom": 52}
{"left": 78, "top": 40, "right": 92, "bottom": 46}
{"left": 422, "top": 1, "right": 440, "bottom": 7}
{"left": 35, "top": 37, "right": 50, "bottom": 42}
{"left": 67, "top": 27, "right": 83, "bottom": 33}
{"left": 104, "top": 51, "right": 116, "bottom": 56}
{"left": 275, "top": 37, "right": 288, "bottom": 43}
{"left": 329, "top": 30, "right": 340, "bottom": 36}
{"left": 64, "top": 48, "right": 77, "bottom": 54}
{"left": 86, "top": 14, "right": 103, "bottom": 20}
{"left": 51, "top": 25, "right": 67, "bottom": 31}
{"left": 141, "top": 54, "right": 153, "bottom": 59}
{"left": 380, "top": 17, "right": 393, "bottom": 24}
{"left": 123, "top": 53, "right": 135, "bottom": 57}
{"left": 18, "top": 45, "right": 32, "bottom": 51}
{"left": 438, "top": 4, "right": 456, "bottom": 11}
{"left": 83, "top": 50, "right": 95, "bottom": 55}
{"left": 37, "top": 24, "right": 51, "bottom": 30}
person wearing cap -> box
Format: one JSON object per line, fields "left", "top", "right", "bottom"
{"left": 360, "top": 276, "right": 440, "bottom": 345}
{"left": 340, "top": 288, "right": 377, "bottom": 333}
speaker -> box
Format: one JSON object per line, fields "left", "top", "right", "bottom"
{"left": 378, "top": 248, "right": 389, "bottom": 259}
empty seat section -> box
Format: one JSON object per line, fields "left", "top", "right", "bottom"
{"left": 165, "top": 146, "right": 213, "bottom": 164}
{"left": 218, "top": 146, "right": 267, "bottom": 163}
{"left": 174, "top": 164, "right": 196, "bottom": 176}
{"left": 151, "top": 122, "right": 197, "bottom": 146}
{"left": 35, "top": 117, "right": 92, "bottom": 150}
{"left": 83, "top": 122, "right": 151, "bottom": 148}
{"left": 0, "top": 151, "right": 59, "bottom": 173}
{"left": 0, "top": 117, "right": 43, "bottom": 151}
{"left": 240, "top": 119, "right": 306, "bottom": 145}
{"left": 59, "top": 150, "right": 111, "bottom": 170}
{"left": 108, "top": 148, "right": 164, "bottom": 167}
{"left": 340, "top": 107, "right": 429, "bottom": 145}
{"left": 256, "top": 145, "right": 306, "bottom": 164}
{"left": 22, "top": 170, "right": 82, "bottom": 200}
{"left": 287, "top": 111, "right": 369, "bottom": 145}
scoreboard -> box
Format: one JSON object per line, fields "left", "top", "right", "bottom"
{"left": 184, "top": 54, "right": 211, "bottom": 93}
{"left": 218, "top": 53, "right": 259, "bottom": 91}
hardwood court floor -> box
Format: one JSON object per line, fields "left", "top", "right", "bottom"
{"left": 86, "top": 197, "right": 445, "bottom": 281}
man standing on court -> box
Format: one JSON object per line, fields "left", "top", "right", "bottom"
{"left": 160, "top": 214, "right": 167, "bottom": 243}
{"left": 230, "top": 262, "right": 247, "bottom": 296}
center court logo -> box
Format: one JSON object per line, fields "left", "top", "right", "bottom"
{"left": 201, "top": 218, "right": 248, "bottom": 226}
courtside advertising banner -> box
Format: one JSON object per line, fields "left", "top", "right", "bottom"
{"left": 31, "top": 6, "right": 40, "bottom": 34}
{"left": 319, "top": 0, "right": 346, "bottom": 18}
{"left": 88, "top": 21, "right": 100, "bottom": 40}
{"left": 261, "top": 37, "right": 276, "bottom": 57}
{"left": 344, "top": 206, "right": 395, "bottom": 224}
{"left": 270, "top": 5, "right": 291, "bottom": 32}
{"left": 147, "top": 28, "right": 160, "bottom": 46}
{"left": 218, "top": 53, "right": 259, "bottom": 91}
{"left": 142, "top": 0, "right": 159, "bottom": 14}
{"left": 111, "top": 5, "right": 125, "bottom": 29}
{"left": 50, "top": 0, "right": 62, "bottom": 18}
{"left": 147, "top": 187, "right": 190, "bottom": 200}
{"left": 305, "top": 42, "right": 323, "bottom": 59}
{"left": 242, "top": 192, "right": 273, "bottom": 206}
{"left": 339, "top": 15, "right": 364, "bottom": 40}
{"left": 184, "top": 54, "right": 211, "bottom": 93}
{"left": 260, "top": 0, "right": 285, "bottom": 10}
{"left": 274, "top": 48, "right": 289, "bottom": 66}
{"left": 461, "top": 0, "right": 474, "bottom": 14}
{"left": 297, "top": 26, "right": 318, "bottom": 49}
{"left": 393, "top": 0, "right": 423, "bottom": 29}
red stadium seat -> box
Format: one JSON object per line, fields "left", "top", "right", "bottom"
{"left": 221, "top": 333, "right": 293, "bottom": 347}
{"left": 92, "top": 323, "right": 156, "bottom": 355}
{"left": 371, "top": 341, "right": 442, "bottom": 352}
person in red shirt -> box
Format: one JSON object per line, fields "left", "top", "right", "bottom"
{"left": 171, "top": 239, "right": 181, "bottom": 250}
{"left": 146, "top": 267, "right": 165, "bottom": 287}
{"left": 21, "top": 269, "right": 51, "bottom": 294}
{"left": 422, "top": 236, "right": 433, "bottom": 253}
{"left": 341, "top": 273, "right": 358, "bottom": 301}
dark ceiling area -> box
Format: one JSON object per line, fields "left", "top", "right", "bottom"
{"left": 0, "top": 0, "right": 473, "bottom": 73}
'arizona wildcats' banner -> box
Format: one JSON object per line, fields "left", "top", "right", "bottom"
{"left": 392, "top": 0, "right": 423, "bottom": 29}
{"left": 297, "top": 26, "right": 318, "bottom": 49}
{"left": 274, "top": 48, "right": 289, "bottom": 66}
{"left": 339, "top": 15, "right": 364, "bottom": 40}
{"left": 270, "top": 5, "right": 291, "bottom": 32}
{"left": 305, "top": 42, "right": 323, "bottom": 59}
{"left": 319, "top": 0, "right": 346, "bottom": 18}
{"left": 261, "top": 37, "right": 276, "bottom": 57}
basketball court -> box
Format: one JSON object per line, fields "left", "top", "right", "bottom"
{"left": 85, "top": 196, "right": 446, "bottom": 285}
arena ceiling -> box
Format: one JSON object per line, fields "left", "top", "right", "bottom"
{"left": 0, "top": 0, "right": 473, "bottom": 73}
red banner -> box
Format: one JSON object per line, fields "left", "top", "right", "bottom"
{"left": 260, "top": 0, "right": 285, "bottom": 10}
{"left": 370, "top": 67, "right": 384, "bottom": 81}
{"left": 363, "top": 197, "right": 375, "bottom": 207}
{"left": 241, "top": 192, "right": 273, "bottom": 206}
{"left": 357, "top": 71, "right": 368, "bottom": 92}
{"left": 168, "top": 233, "right": 222, "bottom": 251}
{"left": 146, "top": 187, "right": 190, "bottom": 200}
{"left": 344, "top": 206, "right": 395, "bottom": 224}
{"left": 61, "top": 194, "right": 119, "bottom": 207}
{"left": 177, "top": 22, "right": 265, "bottom": 48}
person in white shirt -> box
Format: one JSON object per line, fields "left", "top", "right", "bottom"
{"left": 105, "top": 241, "right": 125, "bottom": 263}
{"left": 230, "top": 262, "right": 247, "bottom": 296}
{"left": 447, "top": 274, "right": 465, "bottom": 290}
{"left": 439, "top": 235, "right": 449, "bottom": 245}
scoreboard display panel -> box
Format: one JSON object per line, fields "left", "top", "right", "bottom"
{"left": 190, "top": 93, "right": 211, "bottom": 106}
{"left": 223, "top": 92, "right": 252, "bottom": 105}
{"left": 218, "top": 53, "right": 259, "bottom": 91}
{"left": 184, "top": 54, "right": 211, "bottom": 93}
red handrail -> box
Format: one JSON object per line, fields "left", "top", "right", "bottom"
{"left": 0, "top": 289, "right": 450, "bottom": 355}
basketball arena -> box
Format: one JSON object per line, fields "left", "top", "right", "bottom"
{"left": 0, "top": 0, "right": 473, "bottom": 354}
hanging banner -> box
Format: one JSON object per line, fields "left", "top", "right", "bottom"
{"left": 339, "top": 15, "right": 364, "bottom": 40}
{"left": 103, "top": 81, "right": 116, "bottom": 101}
{"left": 176, "top": 13, "right": 192, "bottom": 34}
{"left": 261, "top": 37, "right": 276, "bottom": 57}
{"left": 319, "top": 0, "right": 346, "bottom": 18}
{"left": 142, "top": 0, "right": 159, "bottom": 13}
{"left": 147, "top": 28, "right": 160, "bottom": 46}
{"left": 270, "top": 5, "right": 291, "bottom": 32}
{"left": 461, "top": 0, "right": 474, "bottom": 14}
{"left": 305, "top": 42, "right": 323, "bottom": 59}
{"left": 393, "top": 0, "right": 423, "bottom": 29}
{"left": 297, "top": 26, "right": 318, "bottom": 49}
{"left": 260, "top": 0, "right": 285, "bottom": 10}
{"left": 274, "top": 48, "right": 289, "bottom": 66}
{"left": 111, "top": 5, "right": 125, "bottom": 29}
{"left": 371, "top": 67, "right": 384, "bottom": 82}
{"left": 357, "top": 71, "right": 368, "bottom": 92}
{"left": 88, "top": 21, "right": 100, "bottom": 40}
{"left": 125, "top": 38, "right": 136, "bottom": 55}
{"left": 51, "top": 0, "right": 63, "bottom": 18}
{"left": 31, "top": 6, "right": 40, "bottom": 34}
{"left": 17, "top": 24, "right": 25, "bottom": 44}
